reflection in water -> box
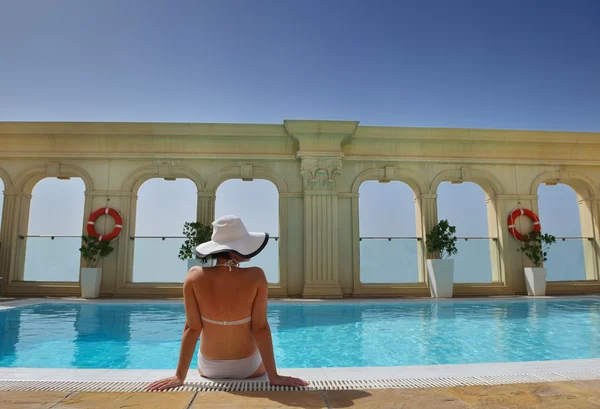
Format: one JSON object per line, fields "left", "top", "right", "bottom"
{"left": 1, "top": 300, "right": 600, "bottom": 369}
{"left": 72, "top": 304, "right": 132, "bottom": 368}
{"left": 0, "top": 308, "right": 20, "bottom": 366}
{"left": 269, "top": 304, "right": 362, "bottom": 331}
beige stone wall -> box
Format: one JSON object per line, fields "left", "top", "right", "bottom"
{"left": 0, "top": 120, "right": 599, "bottom": 298}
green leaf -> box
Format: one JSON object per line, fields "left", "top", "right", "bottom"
{"left": 178, "top": 221, "right": 213, "bottom": 260}
{"left": 516, "top": 231, "right": 555, "bottom": 267}
{"left": 425, "top": 219, "right": 458, "bottom": 259}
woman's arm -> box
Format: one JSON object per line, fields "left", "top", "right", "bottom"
{"left": 147, "top": 272, "right": 202, "bottom": 391}
{"left": 251, "top": 269, "right": 307, "bottom": 387}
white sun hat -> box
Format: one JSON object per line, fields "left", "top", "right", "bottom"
{"left": 194, "top": 215, "right": 269, "bottom": 259}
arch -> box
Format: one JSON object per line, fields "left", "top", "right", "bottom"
{"left": 131, "top": 177, "right": 199, "bottom": 283}
{"left": 351, "top": 167, "right": 428, "bottom": 197}
{"left": 529, "top": 170, "right": 598, "bottom": 200}
{"left": 23, "top": 177, "right": 86, "bottom": 282}
{"left": 122, "top": 165, "right": 205, "bottom": 194}
{"left": 357, "top": 180, "right": 421, "bottom": 284}
{"left": 436, "top": 180, "right": 497, "bottom": 283}
{"left": 0, "top": 170, "right": 6, "bottom": 233}
{"left": 430, "top": 168, "right": 505, "bottom": 198}
{"left": 14, "top": 164, "right": 94, "bottom": 193}
{"left": 205, "top": 165, "right": 288, "bottom": 194}
{"left": 536, "top": 182, "right": 594, "bottom": 281}
{"left": 0, "top": 167, "right": 12, "bottom": 190}
{"left": 215, "top": 179, "right": 280, "bottom": 284}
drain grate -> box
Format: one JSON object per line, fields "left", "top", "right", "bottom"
{"left": 2, "top": 371, "right": 600, "bottom": 393}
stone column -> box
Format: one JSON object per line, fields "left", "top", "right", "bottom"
{"left": 0, "top": 191, "right": 24, "bottom": 287}
{"left": 580, "top": 196, "right": 599, "bottom": 280}
{"left": 197, "top": 192, "right": 215, "bottom": 225}
{"left": 300, "top": 156, "right": 343, "bottom": 298}
{"left": 493, "top": 194, "right": 537, "bottom": 292}
{"left": 418, "top": 193, "right": 439, "bottom": 259}
{"left": 84, "top": 191, "right": 132, "bottom": 296}
{"left": 593, "top": 196, "right": 600, "bottom": 280}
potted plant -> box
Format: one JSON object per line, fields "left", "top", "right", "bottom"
{"left": 79, "top": 235, "right": 114, "bottom": 299}
{"left": 425, "top": 219, "right": 458, "bottom": 298}
{"left": 178, "top": 221, "right": 213, "bottom": 270}
{"left": 517, "top": 231, "right": 556, "bottom": 296}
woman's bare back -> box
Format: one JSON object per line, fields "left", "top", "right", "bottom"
{"left": 189, "top": 264, "right": 263, "bottom": 360}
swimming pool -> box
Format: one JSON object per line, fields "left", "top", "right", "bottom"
{"left": 1, "top": 299, "right": 599, "bottom": 369}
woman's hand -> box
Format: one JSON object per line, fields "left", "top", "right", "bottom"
{"left": 269, "top": 374, "right": 309, "bottom": 387}
{"left": 146, "top": 375, "right": 184, "bottom": 391}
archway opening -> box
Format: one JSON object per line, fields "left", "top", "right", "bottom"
{"left": 437, "top": 181, "right": 496, "bottom": 283}
{"left": 23, "top": 177, "right": 85, "bottom": 281}
{"left": 215, "top": 179, "right": 279, "bottom": 284}
{"left": 0, "top": 177, "right": 4, "bottom": 234}
{"left": 537, "top": 183, "right": 591, "bottom": 281}
{"left": 358, "top": 181, "right": 420, "bottom": 283}
{"left": 132, "top": 178, "right": 198, "bottom": 283}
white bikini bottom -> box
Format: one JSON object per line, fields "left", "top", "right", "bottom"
{"left": 198, "top": 349, "right": 263, "bottom": 379}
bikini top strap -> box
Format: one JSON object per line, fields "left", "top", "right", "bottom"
{"left": 214, "top": 259, "right": 240, "bottom": 271}
{"left": 201, "top": 316, "right": 252, "bottom": 326}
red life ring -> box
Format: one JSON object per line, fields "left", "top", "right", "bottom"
{"left": 507, "top": 208, "right": 541, "bottom": 241}
{"left": 87, "top": 207, "right": 123, "bottom": 241}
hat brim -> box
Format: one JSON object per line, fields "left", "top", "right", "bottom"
{"left": 194, "top": 232, "right": 270, "bottom": 259}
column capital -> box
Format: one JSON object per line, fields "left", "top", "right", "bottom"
{"left": 3, "top": 190, "right": 31, "bottom": 199}
{"left": 339, "top": 192, "right": 359, "bottom": 199}
{"left": 418, "top": 193, "right": 438, "bottom": 200}
{"left": 197, "top": 191, "right": 216, "bottom": 198}
{"left": 299, "top": 156, "right": 343, "bottom": 190}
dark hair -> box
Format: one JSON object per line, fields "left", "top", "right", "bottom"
{"left": 208, "top": 251, "right": 235, "bottom": 261}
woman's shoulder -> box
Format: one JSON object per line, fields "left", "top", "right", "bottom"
{"left": 241, "top": 266, "right": 267, "bottom": 282}
{"left": 185, "top": 266, "right": 206, "bottom": 282}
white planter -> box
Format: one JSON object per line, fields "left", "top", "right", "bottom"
{"left": 187, "top": 258, "right": 211, "bottom": 270}
{"left": 524, "top": 267, "right": 547, "bottom": 296}
{"left": 427, "top": 259, "right": 454, "bottom": 298}
{"left": 80, "top": 268, "right": 102, "bottom": 299}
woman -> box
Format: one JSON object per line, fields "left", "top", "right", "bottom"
{"left": 147, "top": 215, "right": 308, "bottom": 391}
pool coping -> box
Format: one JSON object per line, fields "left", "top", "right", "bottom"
{"left": 2, "top": 296, "right": 600, "bottom": 391}
{"left": 1, "top": 294, "right": 600, "bottom": 310}
{"left": 2, "top": 359, "right": 600, "bottom": 392}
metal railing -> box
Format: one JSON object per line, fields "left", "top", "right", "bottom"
{"left": 130, "top": 235, "right": 279, "bottom": 241}
{"left": 360, "top": 236, "right": 421, "bottom": 241}
{"left": 19, "top": 234, "right": 81, "bottom": 239}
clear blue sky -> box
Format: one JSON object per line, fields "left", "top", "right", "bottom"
{"left": 1, "top": 0, "right": 597, "bottom": 282}
{"left": 1, "top": 0, "right": 598, "bottom": 130}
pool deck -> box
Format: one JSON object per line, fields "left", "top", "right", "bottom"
{"left": 3, "top": 381, "right": 600, "bottom": 408}
{"left": 2, "top": 296, "right": 600, "bottom": 406}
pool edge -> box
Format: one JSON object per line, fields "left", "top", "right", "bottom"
{"left": 2, "top": 359, "right": 600, "bottom": 391}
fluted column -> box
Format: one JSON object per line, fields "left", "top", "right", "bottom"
{"left": 301, "top": 156, "right": 343, "bottom": 298}
{"left": 580, "top": 195, "right": 599, "bottom": 280}
{"left": 197, "top": 192, "right": 215, "bottom": 225}
{"left": 418, "top": 193, "right": 439, "bottom": 259}
{"left": 0, "top": 191, "right": 23, "bottom": 287}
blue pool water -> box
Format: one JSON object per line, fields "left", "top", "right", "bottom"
{"left": 1, "top": 300, "right": 599, "bottom": 369}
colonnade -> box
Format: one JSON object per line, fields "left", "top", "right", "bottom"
{"left": 0, "top": 120, "right": 599, "bottom": 297}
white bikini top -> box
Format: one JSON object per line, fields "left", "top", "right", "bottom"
{"left": 201, "top": 316, "right": 252, "bottom": 326}
{"left": 200, "top": 259, "right": 251, "bottom": 326}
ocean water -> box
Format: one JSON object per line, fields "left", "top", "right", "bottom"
{"left": 21, "top": 236, "right": 587, "bottom": 284}
{"left": 1, "top": 300, "right": 599, "bottom": 369}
